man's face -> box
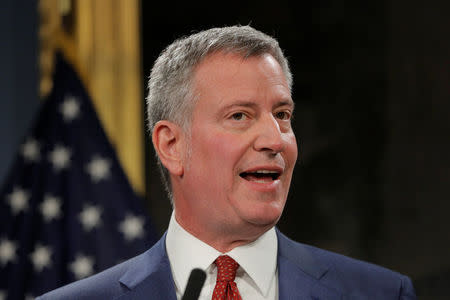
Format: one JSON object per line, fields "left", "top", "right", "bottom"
{"left": 175, "top": 52, "right": 297, "bottom": 241}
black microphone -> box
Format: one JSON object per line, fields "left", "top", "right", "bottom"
{"left": 181, "top": 268, "right": 207, "bottom": 300}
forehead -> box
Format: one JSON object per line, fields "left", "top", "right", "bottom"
{"left": 192, "top": 52, "right": 292, "bottom": 109}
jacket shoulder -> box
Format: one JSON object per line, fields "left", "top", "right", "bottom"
{"left": 36, "top": 234, "right": 170, "bottom": 300}
{"left": 277, "top": 231, "right": 416, "bottom": 299}
{"left": 36, "top": 251, "right": 146, "bottom": 300}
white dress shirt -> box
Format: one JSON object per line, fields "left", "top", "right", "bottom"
{"left": 166, "top": 212, "right": 278, "bottom": 300}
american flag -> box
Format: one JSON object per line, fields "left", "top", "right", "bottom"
{"left": 0, "top": 53, "right": 158, "bottom": 300}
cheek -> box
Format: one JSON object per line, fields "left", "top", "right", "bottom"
{"left": 285, "top": 134, "right": 298, "bottom": 165}
{"left": 190, "top": 131, "right": 247, "bottom": 178}
{"left": 188, "top": 132, "right": 248, "bottom": 210}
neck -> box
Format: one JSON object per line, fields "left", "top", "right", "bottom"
{"left": 174, "top": 210, "right": 271, "bottom": 253}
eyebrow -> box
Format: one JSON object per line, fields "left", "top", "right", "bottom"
{"left": 274, "top": 100, "right": 295, "bottom": 111}
{"left": 221, "top": 99, "right": 295, "bottom": 111}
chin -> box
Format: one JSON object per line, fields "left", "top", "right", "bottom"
{"left": 243, "top": 205, "right": 284, "bottom": 228}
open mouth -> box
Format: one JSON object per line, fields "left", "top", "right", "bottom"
{"left": 239, "top": 170, "right": 281, "bottom": 182}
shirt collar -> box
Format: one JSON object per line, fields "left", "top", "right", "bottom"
{"left": 165, "top": 212, "right": 278, "bottom": 296}
{"left": 227, "top": 226, "right": 277, "bottom": 296}
{"left": 166, "top": 212, "right": 221, "bottom": 294}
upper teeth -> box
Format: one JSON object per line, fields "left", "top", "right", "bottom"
{"left": 254, "top": 170, "right": 277, "bottom": 174}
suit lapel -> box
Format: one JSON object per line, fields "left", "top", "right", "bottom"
{"left": 114, "top": 233, "right": 177, "bottom": 300}
{"left": 277, "top": 230, "right": 343, "bottom": 300}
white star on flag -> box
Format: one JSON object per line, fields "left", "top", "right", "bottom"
{"left": 79, "top": 205, "right": 102, "bottom": 232}
{"left": 40, "top": 194, "right": 62, "bottom": 222}
{"left": 69, "top": 254, "right": 94, "bottom": 280}
{"left": 0, "top": 239, "right": 17, "bottom": 266}
{"left": 6, "top": 187, "right": 29, "bottom": 215}
{"left": 60, "top": 96, "right": 81, "bottom": 122}
{"left": 21, "top": 138, "right": 40, "bottom": 162}
{"left": 48, "top": 145, "right": 71, "bottom": 171}
{"left": 119, "top": 214, "right": 145, "bottom": 241}
{"left": 30, "top": 244, "right": 52, "bottom": 272}
{"left": 85, "top": 156, "right": 111, "bottom": 183}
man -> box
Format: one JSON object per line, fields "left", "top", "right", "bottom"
{"left": 38, "top": 26, "right": 416, "bottom": 299}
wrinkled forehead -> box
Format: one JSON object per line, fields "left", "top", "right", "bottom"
{"left": 190, "top": 52, "right": 292, "bottom": 113}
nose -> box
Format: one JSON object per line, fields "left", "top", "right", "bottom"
{"left": 253, "top": 114, "right": 285, "bottom": 154}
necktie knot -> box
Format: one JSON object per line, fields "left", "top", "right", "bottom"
{"left": 212, "top": 255, "right": 242, "bottom": 300}
{"left": 214, "top": 255, "right": 239, "bottom": 282}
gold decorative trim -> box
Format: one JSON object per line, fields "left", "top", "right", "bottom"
{"left": 39, "top": 0, "right": 145, "bottom": 195}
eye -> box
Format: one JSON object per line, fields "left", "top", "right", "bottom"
{"left": 275, "top": 111, "right": 291, "bottom": 120}
{"left": 231, "top": 112, "right": 247, "bottom": 121}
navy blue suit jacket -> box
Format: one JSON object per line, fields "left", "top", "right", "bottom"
{"left": 37, "top": 230, "right": 416, "bottom": 299}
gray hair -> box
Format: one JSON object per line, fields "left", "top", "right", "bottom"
{"left": 146, "top": 25, "right": 292, "bottom": 199}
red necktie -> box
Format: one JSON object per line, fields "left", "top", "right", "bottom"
{"left": 212, "top": 255, "right": 243, "bottom": 300}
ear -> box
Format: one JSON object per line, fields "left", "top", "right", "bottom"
{"left": 152, "top": 120, "right": 186, "bottom": 176}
